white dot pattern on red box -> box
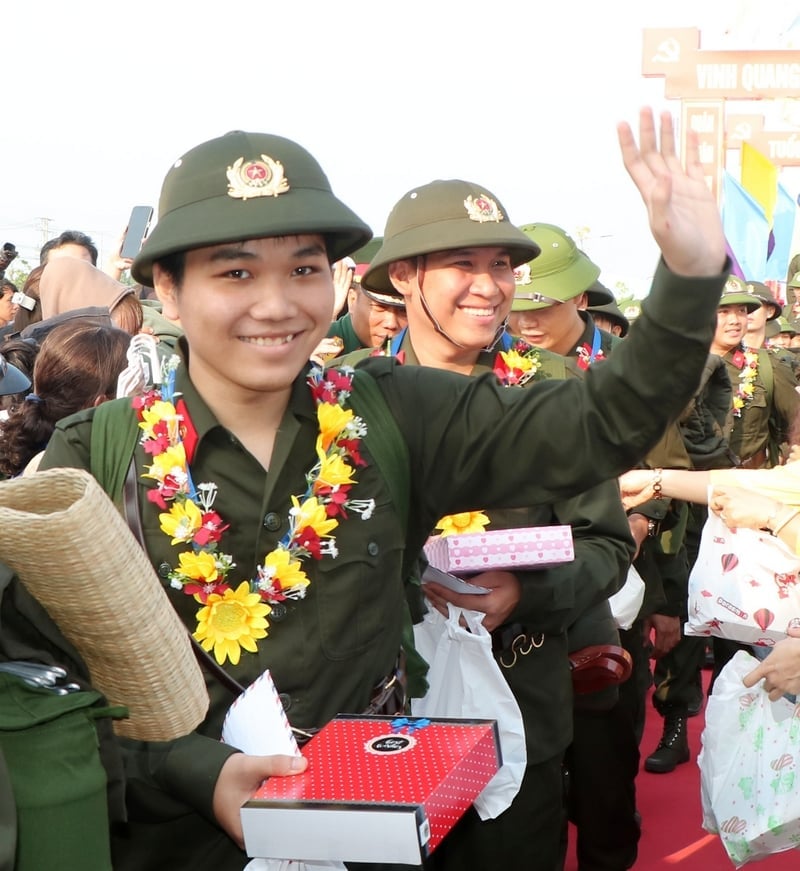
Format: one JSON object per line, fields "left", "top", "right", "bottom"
{"left": 253, "top": 719, "right": 499, "bottom": 852}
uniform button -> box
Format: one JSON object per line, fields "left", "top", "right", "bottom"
{"left": 270, "top": 602, "right": 287, "bottom": 622}
{"left": 278, "top": 693, "right": 292, "bottom": 711}
{"left": 229, "top": 434, "right": 239, "bottom": 446}
{"left": 263, "top": 512, "right": 282, "bottom": 532}
{"left": 157, "top": 562, "right": 172, "bottom": 578}
{"left": 367, "top": 541, "right": 379, "bottom": 556}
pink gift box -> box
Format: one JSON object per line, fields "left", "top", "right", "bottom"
{"left": 241, "top": 715, "right": 500, "bottom": 864}
{"left": 424, "top": 526, "right": 574, "bottom": 576}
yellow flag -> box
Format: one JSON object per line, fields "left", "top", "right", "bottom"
{"left": 741, "top": 141, "right": 778, "bottom": 227}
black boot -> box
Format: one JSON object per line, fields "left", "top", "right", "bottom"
{"left": 644, "top": 712, "right": 690, "bottom": 773}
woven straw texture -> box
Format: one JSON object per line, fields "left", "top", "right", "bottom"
{"left": 0, "top": 467, "right": 209, "bottom": 740}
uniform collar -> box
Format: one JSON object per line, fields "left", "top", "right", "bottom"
{"left": 173, "top": 337, "right": 319, "bottom": 446}
{"left": 394, "top": 328, "right": 498, "bottom": 375}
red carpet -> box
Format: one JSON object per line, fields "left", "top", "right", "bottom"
{"left": 564, "top": 668, "right": 800, "bottom": 870}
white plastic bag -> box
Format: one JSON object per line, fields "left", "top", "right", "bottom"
{"left": 699, "top": 650, "right": 800, "bottom": 867}
{"left": 609, "top": 565, "right": 645, "bottom": 630}
{"left": 410, "top": 604, "right": 527, "bottom": 820}
{"left": 686, "top": 506, "right": 800, "bottom": 645}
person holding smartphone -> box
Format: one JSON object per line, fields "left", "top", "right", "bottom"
{"left": 0, "top": 280, "right": 19, "bottom": 329}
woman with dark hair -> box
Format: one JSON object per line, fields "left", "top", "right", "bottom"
{"left": 0, "top": 321, "right": 130, "bottom": 477}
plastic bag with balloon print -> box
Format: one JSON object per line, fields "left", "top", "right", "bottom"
{"left": 686, "top": 508, "right": 800, "bottom": 648}
{"left": 699, "top": 650, "right": 800, "bottom": 867}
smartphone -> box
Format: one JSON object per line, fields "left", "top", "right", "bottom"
{"left": 421, "top": 564, "right": 490, "bottom": 595}
{"left": 120, "top": 206, "right": 154, "bottom": 259}
{"left": 11, "top": 290, "right": 37, "bottom": 311}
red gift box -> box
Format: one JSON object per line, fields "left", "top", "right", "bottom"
{"left": 241, "top": 715, "right": 500, "bottom": 864}
{"left": 424, "top": 525, "right": 574, "bottom": 576}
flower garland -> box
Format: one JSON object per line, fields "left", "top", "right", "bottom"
{"left": 730, "top": 346, "right": 759, "bottom": 418}
{"left": 134, "top": 359, "right": 375, "bottom": 665}
{"left": 576, "top": 342, "right": 606, "bottom": 371}
{"left": 492, "top": 338, "right": 541, "bottom": 386}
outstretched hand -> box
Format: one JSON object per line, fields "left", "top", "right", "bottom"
{"left": 617, "top": 108, "right": 726, "bottom": 278}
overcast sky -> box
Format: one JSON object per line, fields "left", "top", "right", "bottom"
{"left": 3, "top": 0, "right": 799, "bottom": 295}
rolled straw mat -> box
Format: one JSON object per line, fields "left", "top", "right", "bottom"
{"left": 0, "top": 467, "right": 209, "bottom": 740}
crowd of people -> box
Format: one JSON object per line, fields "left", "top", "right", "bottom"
{"left": 1, "top": 107, "right": 799, "bottom": 871}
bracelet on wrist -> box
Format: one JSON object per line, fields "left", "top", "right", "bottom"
{"left": 652, "top": 468, "right": 663, "bottom": 500}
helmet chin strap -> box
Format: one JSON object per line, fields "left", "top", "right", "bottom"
{"left": 415, "top": 256, "right": 505, "bottom": 353}
{"left": 485, "top": 318, "right": 509, "bottom": 351}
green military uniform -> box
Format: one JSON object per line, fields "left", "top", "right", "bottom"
{"left": 770, "top": 345, "right": 800, "bottom": 384}
{"left": 326, "top": 312, "right": 367, "bottom": 354}
{"left": 24, "top": 257, "right": 724, "bottom": 870}
{"left": 139, "top": 299, "right": 184, "bottom": 358}
{"left": 721, "top": 346, "right": 800, "bottom": 466}
{"left": 543, "top": 310, "right": 694, "bottom": 851}
{"left": 561, "top": 312, "right": 693, "bottom": 623}
{"left": 340, "top": 329, "right": 635, "bottom": 871}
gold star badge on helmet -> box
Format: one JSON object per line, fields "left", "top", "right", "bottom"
{"left": 513, "top": 263, "right": 532, "bottom": 285}
{"left": 226, "top": 155, "right": 290, "bottom": 200}
{"left": 464, "top": 194, "right": 504, "bottom": 223}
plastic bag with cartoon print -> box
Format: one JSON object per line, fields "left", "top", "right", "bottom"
{"left": 699, "top": 650, "right": 800, "bottom": 867}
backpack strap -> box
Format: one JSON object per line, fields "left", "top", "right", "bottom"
{"left": 757, "top": 348, "right": 774, "bottom": 408}
{"left": 89, "top": 398, "right": 140, "bottom": 509}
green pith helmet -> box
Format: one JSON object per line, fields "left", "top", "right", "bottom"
{"left": 774, "top": 315, "right": 798, "bottom": 336}
{"left": 360, "top": 179, "right": 540, "bottom": 298}
{"left": 131, "top": 130, "right": 372, "bottom": 286}
{"left": 789, "top": 271, "right": 800, "bottom": 289}
{"left": 587, "top": 298, "right": 630, "bottom": 337}
{"left": 510, "top": 223, "right": 601, "bottom": 311}
{"left": 746, "top": 280, "right": 781, "bottom": 320}
{"left": 717, "top": 275, "right": 761, "bottom": 312}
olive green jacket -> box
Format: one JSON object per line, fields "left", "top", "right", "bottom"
{"left": 722, "top": 346, "right": 800, "bottom": 465}
{"left": 559, "top": 312, "right": 693, "bottom": 619}
{"left": 356, "top": 333, "right": 635, "bottom": 750}
{"left": 326, "top": 313, "right": 366, "bottom": 354}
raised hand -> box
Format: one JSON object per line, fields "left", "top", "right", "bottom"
{"left": 617, "top": 108, "right": 726, "bottom": 278}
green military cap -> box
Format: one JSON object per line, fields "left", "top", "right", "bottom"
{"left": 789, "top": 271, "right": 800, "bottom": 289}
{"left": 510, "top": 223, "right": 601, "bottom": 311}
{"left": 361, "top": 180, "right": 539, "bottom": 299}
{"left": 585, "top": 278, "right": 615, "bottom": 306}
{"left": 353, "top": 263, "right": 405, "bottom": 308}
{"left": 746, "top": 280, "right": 781, "bottom": 320}
{"left": 717, "top": 275, "right": 761, "bottom": 312}
{"left": 587, "top": 298, "right": 630, "bottom": 337}
{"left": 774, "top": 315, "right": 798, "bottom": 336}
{"left": 132, "top": 131, "right": 372, "bottom": 286}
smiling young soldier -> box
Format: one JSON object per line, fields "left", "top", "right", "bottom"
{"left": 353, "top": 191, "right": 638, "bottom": 871}
{"left": 25, "top": 111, "right": 729, "bottom": 870}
